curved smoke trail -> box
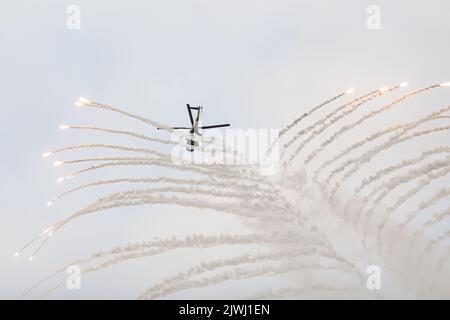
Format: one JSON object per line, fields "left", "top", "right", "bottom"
{"left": 19, "top": 84, "right": 450, "bottom": 299}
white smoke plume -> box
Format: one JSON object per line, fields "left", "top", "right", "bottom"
{"left": 19, "top": 85, "right": 450, "bottom": 299}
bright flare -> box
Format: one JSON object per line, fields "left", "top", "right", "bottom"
{"left": 345, "top": 88, "right": 355, "bottom": 94}
{"left": 440, "top": 82, "right": 450, "bottom": 87}
{"left": 379, "top": 86, "right": 388, "bottom": 92}
{"left": 53, "top": 161, "right": 63, "bottom": 166}
{"left": 78, "top": 97, "right": 91, "bottom": 103}
{"left": 59, "top": 124, "right": 69, "bottom": 130}
{"left": 400, "top": 82, "right": 408, "bottom": 88}
{"left": 42, "top": 152, "right": 52, "bottom": 158}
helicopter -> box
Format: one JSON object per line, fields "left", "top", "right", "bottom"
{"left": 158, "top": 104, "right": 230, "bottom": 151}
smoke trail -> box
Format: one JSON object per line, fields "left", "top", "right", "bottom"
{"left": 247, "top": 285, "right": 380, "bottom": 299}
{"left": 141, "top": 250, "right": 312, "bottom": 299}
{"left": 138, "top": 248, "right": 360, "bottom": 300}
{"left": 354, "top": 147, "right": 450, "bottom": 196}
{"left": 379, "top": 165, "right": 450, "bottom": 227}
{"left": 55, "top": 159, "right": 278, "bottom": 196}
{"left": 315, "top": 122, "right": 412, "bottom": 179}
{"left": 333, "top": 124, "right": 450, "bottom": 194}
{"left": 22, "top": 233, "right": 299, "bottom": 298}
{"left": 126, "top": 186, "right": 280, "bottom": 203}
{"left": 47, "top": 176, "right": 276, "bottom": 206}
{"left": 328, "top": 106, "right": 450, "bottom": 194}
{"left": 19, "top": 188, "right": 304, "bottom": 259}
{"left": 416, "top": 206, "right": 450, "bottom": 237}
{"left": 81, "top": 100, "right": 189, "bottom": 137}
{"left": 43, "top": 144, "right": 243, "bottom": 179}
{"left": 24, "top": 229, "right": 338, "bottom": 299}
{"left": 50, "top": 165, "right": 295, "bottom": 223}
{"left": 61, "top": 124, "right": 239, "bottom": 159}
{"left": 44, "top": 133, "right": 262, "bottom": 180}
{"left": 22, "top": 87, "right": 450, "bottom": 299}
{"left": 328, "top": 124, "right": 450, "bottom": 191}
{"left": 55, "top": 155, "right": 281, "bottom": 197}
{"left": 43, "top": 144, "right": 167, "bottom": 159}
{"left": 436, "top": 246, "right": 450, "bottom": 271}
{"left": 55, "top": 159, "right": 235, "bottom": 182}
{"left": 87, "top": 187, "right": 294, "bottom": 220}
{"left": 266, "top": 90, "right": 351, "bottom": 156}
{"left": 368, "top": 157, "right": 450, "bottom": 199}
{"left": 305, "top": 84, "right": 441, "bottom": 165}
{"left": 279, "top": 91, "right": 349, "bottom": 138}
{"left": 55, "top": 158, "right": 259, "bottom": 185}
{"left": 286, "top": 86, "right": 400, "bottom": 165}
{"left": 404, "top": 218, "right": 450, "bottom": 273}
{"left": 400, "top": 225, "right": 450, "bottom": 282}
{"left": 359, "top": 159, "right": 450, "bottom": 237}
{"left": 80, "top": 100, "right": 241, "bottom": 158}
{"left": 59, "top": 124, "right": 237, "bottom": 162}
{"left": 142, "top": 260, "right": 361, "bottom": 300}
{"left": 87, "top": 186, "right": 288, "bottom": 212}
{"left": 280, "top": 89, "right": 379, "bottom": 157}
{"left": 314, "top": 116, "right": 450, "bottom": 180}
{"left": 46, "top": 143, "right": 238, "bottom": 169}
{"left": 398, "top": 187, "right": 450, "bottom": 232}
{"left": 61, "top": 125, "right": 176, "bottom": 145}
{"left": 376, "top": 164, "right": 450, "bottom": 249}
{"left": 414, "top": 230, "right": 450, "bottom": 277}
{"left": 45, "top": 143, "right": 280, "bottom": 203}
{"left": 79, "top": 248, "right": 335, "bottom": 299}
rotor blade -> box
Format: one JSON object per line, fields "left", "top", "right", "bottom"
{"left": 200, "top": 124, "right": 230, "bottom": 129}
{"left": 157, "top": 127, "right": 189, "bottom": 130}
{"left": 187, "top": 104, "right": 194, "bottom": 125}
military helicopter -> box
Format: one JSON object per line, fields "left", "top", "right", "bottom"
{"left": 158, "top": 104, "right": 230, "bottom": 151}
